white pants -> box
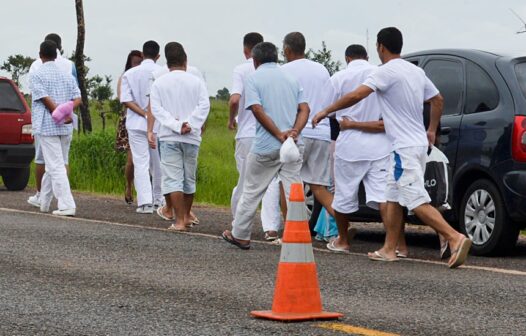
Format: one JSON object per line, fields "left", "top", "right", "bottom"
{"left": 231, "top": 138, "right": 281, "bottom": 232}
{"left": 232, "top": 147, "right": 304, "bottom": 241}
{"left": 39, "top": 135, "right": 76, "bottom": 210}
{"left": 128, "top": 129, "right": 163, "bottom": 206}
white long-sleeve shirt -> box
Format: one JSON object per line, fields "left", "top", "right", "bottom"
{"left": 150, "top": 70, "right": 210, "bottom": 146}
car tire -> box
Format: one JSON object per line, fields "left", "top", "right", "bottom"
{"left": 459, "top": 179, "right": 519, "bottom": 256}
{"left": 1, "top": 167, "right": 30, "bottom": 191}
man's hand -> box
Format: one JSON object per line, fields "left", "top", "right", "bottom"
{"left": 227, "top": 119, "right": 237, "bottom": 131}
{"left": 147, "top": 131, "right": 157, "bottom": 149}
{"left": 312, "top": 110, "right": 327, "bottom": 128}
{"left": 181, "top": 122, "right": 192, "bottom": 135}
{"left": 427, "top": 130, "right": 436, "bottom": 146}
{"left": 286, "top": 128, "right": 299, "bottom": 142}
{"left": 277, "top": 131, "right": 288, "bottom": 143}
{"left": 63, "top": 116, "right": 73, "bottom": 124}
{"left": 339, "top": 117, "right": 355, "bottom": 130}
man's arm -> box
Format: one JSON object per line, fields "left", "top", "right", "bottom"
{"left": 340, "top": 118, "right": 385, "bottom": 133}
{"left": 123, "top": 102, "right": 147, "bottom": 117}
{"left": 147, "top": 102, "right": 157, "bottom": 149}
{"left": 188, "top": 82, "right": 211, "bottom": 131}
{"left": 426, "top": 93, "right": 444, "bottom": 145}
{"left": 289, "top": 103, "right": 309, "bottom": 140}
{"left": 312, "top": 85, "right": 374, "bottom": 127}
{"left": 228, "top": 94, "right": 240, "bottom": 130}
{"left": 41, "top": 97, "right": 57, "bottom": 113}
{"left": 251, "top": 104, "right": 287, "bottom": 143}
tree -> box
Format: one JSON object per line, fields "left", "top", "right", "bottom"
{"left": 73, "top": 0, "right": 92, "bottom": 133}
{"left": 87, "top": 75, "right": 113, "bottom": 131}
{"left": 0, "top": 55, "right": 35, "bottom": 89}
{"left": 216, "top": 87, "right": 230, "bottom": 101}
{"left": 306, "top": 41, "right": 342, "bottom": 76}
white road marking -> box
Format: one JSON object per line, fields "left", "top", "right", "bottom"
{"left": 1, "top": 207, "right": 525, "bottom": 276}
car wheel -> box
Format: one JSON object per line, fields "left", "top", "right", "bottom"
{"left": 1, "top": 167, "right": 30, "bottom": 191}
{"left": 459, "top": 179, "right": 519, "bottom": 256}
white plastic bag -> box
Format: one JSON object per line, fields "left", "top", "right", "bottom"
{"left": 280, "top": 137, "right": 300, "bottom": 163}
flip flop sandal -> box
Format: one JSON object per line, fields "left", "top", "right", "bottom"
{"left": 448, "top": 238, "right": 472, "bottom": 269}
{"left": 396, "top": 250, "right": 408, "bottom": 258}
{"left": 222, "top": 231, "right": 250, "bottom": 250}
{"left": 264, "top": 232, "right": 279, "bottom": 241}
{"left": 156, "top": 206, "right": 174, "bottom": 221}
{"left": 368, "top": 250, "right": 399, "bottom": 262}
{"left": 167, "top": 224, "right": 187, "bottom": 232}
{"left": 440, "top": 241, "right": 450, "bottom": 260}
{"left": 326, "top": 240, "right": 350, "bottom": 254}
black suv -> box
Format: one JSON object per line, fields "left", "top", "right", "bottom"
{"left": 348, "top": 49, "right": 526, "bottom": 256}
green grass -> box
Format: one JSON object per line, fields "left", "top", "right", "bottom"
{"left": 28, "top": 100, "right": 238, "bottom": 206}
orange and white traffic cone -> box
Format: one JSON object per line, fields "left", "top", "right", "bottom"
{"left": 251, "top": 182, "right": 343, "bottom": 322}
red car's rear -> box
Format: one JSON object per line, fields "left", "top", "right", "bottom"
{"left": 0, "top": 77, "right": 34, "bottom": 190}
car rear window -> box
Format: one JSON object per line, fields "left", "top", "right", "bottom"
{"left": 0, "top": 80, "right": 25, "bottom": 112}
{"left": 516, "top": 63, "right": 526, "bottom": 100}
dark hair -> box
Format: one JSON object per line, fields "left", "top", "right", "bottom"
{"left": 40, "top": 40, "right": 58, "bottom": 59}
{"left": 142, "top": 40, "right": 160, "bottom": 59}
{"left": 283, "top": 32, "right": 306, "bottom": 55}
{"left": 124, "top": 50, "right": 143, "bottom": 72}
{"left": 251, "top": 42, "right": 278, "bottom": 64}
{"left": 345, "top": 44, "right": 367, "bottom": 59}
{"left": 45, "top": 33, "right": 62, "bottom": 51}
{"left": 243, "top": 32, "right": 264, "bottom": 50}
{"left": 165, "top": 42, "right": 187, "bottom": 68}
{"left": 377, "top": 27, "right": 403, "bottom": 54}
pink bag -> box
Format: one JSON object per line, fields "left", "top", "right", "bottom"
{"left": 52, "top": 101, "right": 74, "bottom": 124}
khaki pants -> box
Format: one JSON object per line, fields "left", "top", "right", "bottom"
{"left": 232, "top": 147, "right": 304, "bottom": 240}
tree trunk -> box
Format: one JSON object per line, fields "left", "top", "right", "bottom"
{"left": 74, "top": 0, "right": 92, "bottom": 133}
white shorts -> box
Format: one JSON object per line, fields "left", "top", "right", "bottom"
{"left": 34, "top": 134, "right": 72, "bottom": 165}
{"left": 332, "top": 156, "right": 389, "bottom": 214}
{"left": 301, "top": 137, "right": 331, "bottom": 186}
{"left": 385, "top": 146, "right": 431, "bottom": 211}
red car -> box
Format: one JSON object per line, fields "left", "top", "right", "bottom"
{"left": 0, "top": 77, "right": 34, "bottom": 190}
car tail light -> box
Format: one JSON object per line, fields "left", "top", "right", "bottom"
{"left": 512, "top": 116, "right": 526, "bottom": 162}
{"left": 20, "top": 124, "right": 33, "bottom": 144}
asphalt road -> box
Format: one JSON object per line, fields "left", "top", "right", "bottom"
{"left": 1, "top": 189, "right": 526, "bottom": 335}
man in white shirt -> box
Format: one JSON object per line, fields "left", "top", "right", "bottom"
{"left": 228, "top": 32, "right": 281, "bottom": 241}
{"left": 150, "top": 42, "right": 210, "bottom": 231}
{"left": 316, "top": 44, "right": 395, "bottom": 253}
{"left": 280, "top": 32, "right": 335, "bottom": 218}
{"left": 147, "top": 48, "right": 206, "bottom": 224}
{"left": 313, "top": 27, "right": 471, "bottom": 268}
{"left": 120, "top": 40, "right": 164, "bottom": 214}
{"left": 27, "top": 33, "right": 78, "bottom": 209}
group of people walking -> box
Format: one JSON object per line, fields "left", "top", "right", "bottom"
{"left": 25, "top": 26, "right": 472, "bottom": 268}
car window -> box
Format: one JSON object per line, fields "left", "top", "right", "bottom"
{"left": 465, "top": 61, "right": 499, "bottom": 114}
{"left": 424, "top": 59, "right": 464, "bottom": 116}
{"left": 515, "top": 62, "right": 526, "bottom": 100}
{"left": 0, "top": 81, "right": 25, "bottom": 112}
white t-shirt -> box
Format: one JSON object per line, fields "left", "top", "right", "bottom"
{"left": 328, "top": 60, "right": 391, "bottom": 162}
{"left": 230, "top": 58, "right": 256, "bottom": 140}
{"left": 150, "top": 70, "right": 210, "bottom": 146}
{"left": 363, "top": 58, "right": 439, "bottom": 150}
{"left": 29, "top": 51, "right": 76, "bottom": 83}
{"left": 281, "top": 58, "right": 331, "bottom": 142}
{"left": 120, "top": 59, "right": 163, "bottom": 131}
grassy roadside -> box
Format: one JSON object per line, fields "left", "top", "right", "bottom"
{"left": 27, "top": 100, "right": 238, "bottom": 206}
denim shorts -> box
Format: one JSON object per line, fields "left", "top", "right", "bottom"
{"left": 159, "top": 141, "right": 199, "bottom": 195}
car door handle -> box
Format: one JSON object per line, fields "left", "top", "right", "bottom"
{"left": 441, "top": 127, "right": 452, "bottom": 135}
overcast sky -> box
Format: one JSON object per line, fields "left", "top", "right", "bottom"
{"left": 1, "top": 0, "right": 526, "bottom": 95}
